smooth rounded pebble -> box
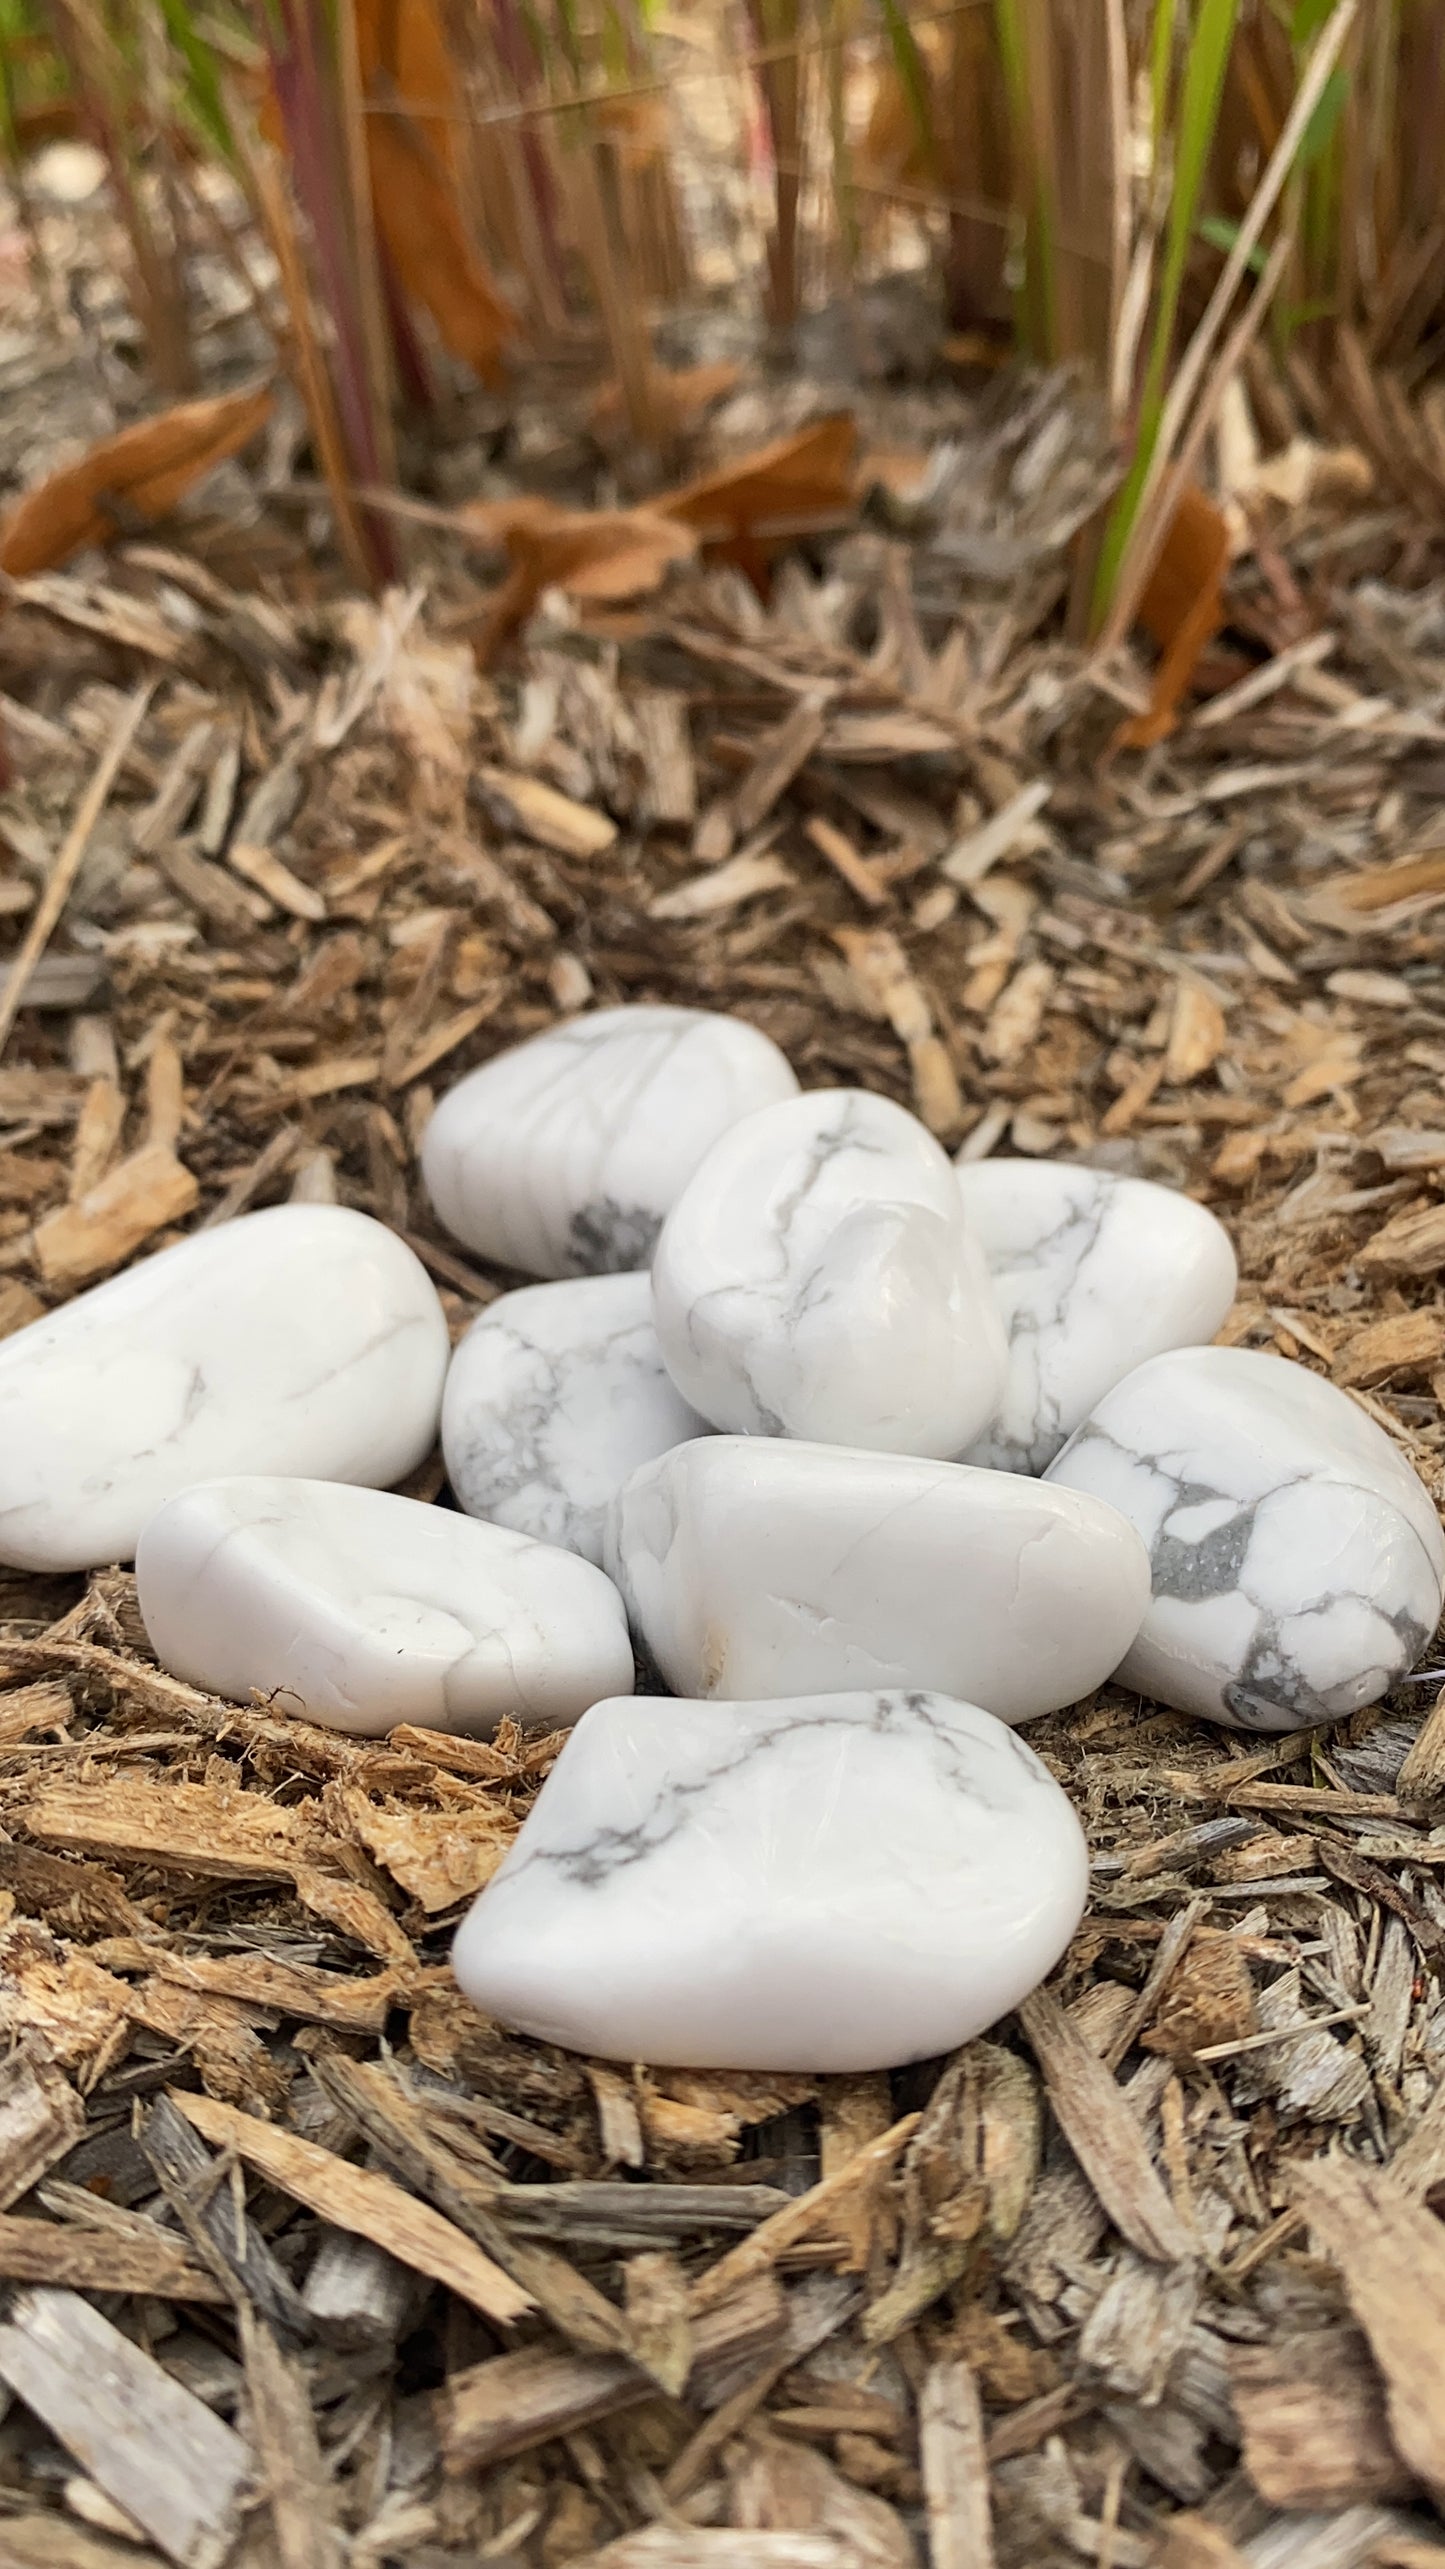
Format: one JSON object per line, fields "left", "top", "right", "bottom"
{"left": 0, "top": 1207, "right": 449, "bottom": 1573}
{"left": 955, "top": 1159, "right": 1238, "bottom": 1474}
{"left": 451, "top": 1689, "right": 1089, "bottom": 2070}
{"left": 651, "top": 1089, "right": 1008, "bottom": 1456}
{"left": 136, "top": 1477, "right": 635, "bottom": 1736}
{"left": 1047, "top": 1345, "right": 1445, "bottom": 1731}
{"left": 421, "top": 1005, "right": 799, "bottom": 1278}
{"left": 443, "top": 1273, "right": 708, "bottom": 1566}
{"left": 607, "top": 1436, "right": 1150, "bottom": 1721}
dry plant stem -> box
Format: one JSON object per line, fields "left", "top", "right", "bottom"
{"left": 47, "top": 0, "right": 194, "bottom": 394}
{"left": 1102, "top": 0, "right": 1358, "bottom": 646}
{"left": 336, "top": 0, "right": 399, "bottom": 486}
{"left": 748, "top": 0, "right": 804, "bottom": 328}
{"left": 556, "top": 117, "right": 663, "bottom": 449}
{"left": 247, "top": 140, "right": 380, "bottom": 593}
{"left": 1114, "top": 227, "right": 1293, "bottom": 667}
{"left": 1104, "top": 0, "right": 1132, "bottom": 387}
{"left": 0, "top": 683, "right": 154, "bottom": 1062}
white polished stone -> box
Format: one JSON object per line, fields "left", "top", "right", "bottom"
{"left": 451, "top": 1689, "right": 1088, "bottom": 2070}
{"left": 421, "top": 1005, "right": 799, "bottom": 1278}
{"left": 137, "top": 1477, "right": 635, "bottom": 1736}
{"left": 956, "top": 1159, "right": 1237, "bottom": 1474}
{"left": 0, "top": 1207, "right": 450, "bottom": 1573}
{"left": 607, "top": 1436, "right": 1150, "bottom": 1721}
{"left": 1047, "top": 1346, "right": 1445, "bottom": 1731}
{"left": 651, "top": 1090, "right": 1008, "bottom": 1456}
{"left": 443, "top": 1273, "right": 708, "bottom": 1566}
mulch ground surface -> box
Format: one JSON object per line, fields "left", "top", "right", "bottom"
{"left": 5, "top": 178, "right": 1445, "bottom": 2569}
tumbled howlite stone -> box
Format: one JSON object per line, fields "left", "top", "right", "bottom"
{"left": 0, "top": 1207, "right": 449, "bottom": 1573}
{"left": 136, "top": 1477, "right": 635, "bottom": 1737}
{"left": 1047, "top": 1345, "right": 1445, "bottom": 1731}
{"left": 607, "top": 1436, "right": 1150, "bottom": 1722}
{"left": 955, "top": 1159, "right": 1238, "bottom": 1475}
{"left": 421, "top": 1005, "right": 799, "bottom": 1278}
{"left": 443, "top": 1272, "right": 708, "bottom": 1566}
{"left": 651, "top": 1090, "right": 1008, "bottom": 1456}
{"left": 451, "top": 1689, "right": 1088, "bottom": 2070}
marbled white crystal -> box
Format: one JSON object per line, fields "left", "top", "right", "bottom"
{"left": 443, "top": 1272, "right": 708, "bottom": 1565}
{"left": 651, "top": 1088, "right": 1008, "bottom": 1456}
{"left": 451, "top": 1689, "right": 1089, "bottom": 2071}
{"left": 421, "top": 1005, "right": 799, "bottom": 1278}
{"left": 955, "top": 1158, "right": 1238, "bottom": 1474}
{"left": 607, "top": 1435, "right": 1150, "bottom": 1721}
{"left": 0, "top": 1206, "right": 449, "bottom": 1573}
{"left": 1047, "top": 1345, "right": 1445, "bottom": 1730}
{"left": 137, "top": 1476, "right": 634, "bottom": 1737}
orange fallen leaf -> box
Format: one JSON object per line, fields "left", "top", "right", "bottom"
{"left": 365, "top": 119, "right": 519, "bottom": 390}
{"left": 861, "top": 445, "right": 933, "bottom": 505}
{"left": 659, "top": 414, "right": 860, "bottom": 544}
{"left": 656, "top": 414, "right": 859, "bottom": 593}
{"left": 357, "top": 0, "right": 520, "bottom": 385}
{"left": 0, "top": 385, "right": 273, "bottom": 581}
{"left": 1114, "top": 484, "right": 1231, "bottom": 752}
{"left": 589, "top": 360, "right": 743, "bottom": 445}
{"left": 263, "top": 0, "right": 520, "bottom": 391}
{"left": 462, "top": 495, "right": 697, "bottom": 664}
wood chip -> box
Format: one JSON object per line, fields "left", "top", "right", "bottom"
{"left": 834, "top": 925, "right": 964, "bottom": 1135}
{"left": 0, "top": 2212, "right": 225, "bottom": 2302}
{"left": 1334, "top": 1306, "right": 1445, "bottom": 1385}
{"left": 228, "top": 839, "right": 327, "bottom": 921}
{"left": 1356, "top": 1199, "right": 1445, "bottom": 1278}
{"left": 649, "top": 849, "right": 796, "bottom": 920}
{"left": 1018, "top": 1989, "right": 1195, "bottom": 2264}
{"left": 919, "top": 2354, "right": 995, "bottom": 2568}
{"left": 437, "top": 2271, "right": 786, "bottom": 2470}
{"left": 32, "top": 1143, "right": 199, "bottom": 1286}
{"left": 0, "top": 683, "right": 153, "bottom": 1062}
{"left": 0, "top": 2041, "right": 85, "bottom": 2210}
{"left": 1230, "top": 2325, "right": 1417, "bottom": 2508}
{"left": 695, "top": 694, "right": 827, "bottom": 864}
{"left": 980, "top": 960, "right": 1054, "bottom": 1067}
{"left": 0, "top": 2286, "right": 250, "bottom": 2569}
{"left": 474, "top": 764, "right": 616, "bottom": 854}
{"left": 805, "top": 816, "right": 888, "bottom": 910}
{"left": 1164, "top": 974, "right": 1228, "bottom": 1084}
{"left": 1292, "top": 2155, "right": 1445, "bottom": 2508}
{"left": 238, "top": 2305, "right": 345, "bottom": 2569}
{"left": 140, "top": 2092, "right": 312, "bottom": 2337}
{"left": 172, "top": 2090, "right": 534, "bottom": 2325}
{"left": 939, "top": 782, "right": 1051, "bottom": 889}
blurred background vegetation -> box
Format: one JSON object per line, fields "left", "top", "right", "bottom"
{"left": 0, "top": 0, "right": 1440, "bottom": 629}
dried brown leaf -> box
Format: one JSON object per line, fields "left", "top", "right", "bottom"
{"left": 0, "top": 388, "right": 272, "bottom": 580}
{"left": 1115, "top": 485, "right": 1230, "bottom": 752}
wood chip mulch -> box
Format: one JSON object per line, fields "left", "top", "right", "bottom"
{"left": 5, "top": 324, "right": 1445, "bottom": 2569}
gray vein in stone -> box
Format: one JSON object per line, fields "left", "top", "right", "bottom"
{"left": 506, "top": 1690, "right": 1046, "bottom": 1894}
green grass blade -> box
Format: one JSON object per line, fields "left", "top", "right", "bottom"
{"left": 1093, "top": 0, "right": 1240, "bottom": 619}
{"left": 878, "top": 0, "right": 936, "bottom": 178}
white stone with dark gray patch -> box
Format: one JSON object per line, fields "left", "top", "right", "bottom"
{"left": 651, "top": 1089, "right": 1008, "bottom": 1456}
{"left": 450, "top": 1688, "right": 1089, "bottom": 2070}
{"left": 606, "top": 1435, "right": 1150, "bottom": 1720}
{"left": 1046, "top": 1345, "right": 1445, "bottom": 1731}
{"left": 955, "top": 1158, "right": 1238, "bottom": 1475}
{"left": 0, "top": 1206, "right": 450, "bottom": 1573}
{"left": 421, "top": 1005, "right": 799, "bottom": 1278}
{"left": 443, "top": 1272, "right": 708, "bottom": 1565}
{"left": 137, "top": 1476, "right": 635, "bottom": 1736}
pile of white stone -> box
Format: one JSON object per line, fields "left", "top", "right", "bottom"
{"left": 0, "top": 1003, "right": 1440, "bottom": 2077}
